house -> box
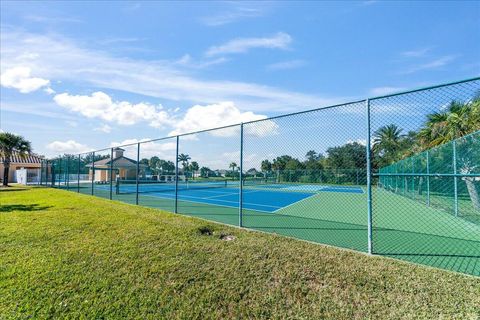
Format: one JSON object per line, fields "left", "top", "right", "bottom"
{"left": 246, "top": 168, "right": 260, "bottom": 176}
{"left": 214, "top": 169, "right": 228, "bottom": 177}
{"left": 86, "top": 148, "right": 146, "bottom": 182}
{"left": 0, "top": 152, "right": 44, "bottom": 183}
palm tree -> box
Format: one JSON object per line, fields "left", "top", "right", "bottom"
{"left": 189, "top": 161, "right": 199, "bottom": 180}
{"left": 229, "top": 162, "right": 237, "bottom": 180}
{"left": 0, "top": 133, "right": 32, "bottom": 186}
{"left": 372, "top": 124, "right": 405, "bottom": 167}
{"left": 417, "top": 99, "right": 480, "bottom": 149}
{"left": 177, "top": 154, "right": 191, "bottom": 177}
{"left": 417, "top": 98, "right": 480, "bottom": 210}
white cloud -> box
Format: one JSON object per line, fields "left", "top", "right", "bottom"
{"left": 369, "top": 86, "right": 405, "bottom": 96}
{"left": 53, "top": 91, "right": 172, "bottom": 128}
{"left": 169, "top": 102, "right": 278, "bottom": 137}
{"left": 401, "top": 47, "right": 431, "bottom": 58}
{"left": 46, "top": 140, "right": 91, "bottom": 154}
{"left": 206, "top": 32, "right": 292, "bottom": 57}
{"left": 401, "top": 55, "right": 456, "bottom": 74}
{"left": 110, "top": 138, "right": 177, "bottom": 159}
{"left": 267, "top": 60, "right": 306, "bottom": 71}
{"left": 44, "top": 87, "right": 56, "bottom": 95}
{"left": 0, "top": 66, "right": 50, "bottom": 93}
{"left": 346, "top": 139, "right": 367, "bottom": 146}
{"left": 23, "top": 14, "right": 83, "bottom": 24}
{"left": 175, "top": 54, "right": 228, "bottom": 69}
{"left": 1, "top": 101, "right": 78, "bottom": 120}
{"left": 66, "top": 120, "right": 78, "bottom": 127}
{"left": 50, "top": 91, "right": 278, "bottom": 138}
{"left": 1, "top": 30, "right": 340, "bottom": 113}
{"left": 200, "top": 6, "right": 265, "bottom": 26}
{"left": 98, "top": 37, "right": 145, "bottom": 45}
{"left": 95, "top": 124, "right": 112, "bottom": 133}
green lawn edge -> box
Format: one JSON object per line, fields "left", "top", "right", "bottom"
{"left": 1, "top": 187, "right": 479, "bottom": 319}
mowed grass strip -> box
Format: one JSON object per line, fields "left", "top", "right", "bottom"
{"left": 1, "top": 187, "right": 479, "bottom": 319}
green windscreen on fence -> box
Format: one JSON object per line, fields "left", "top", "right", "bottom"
{"left": 41, "top": 77, "right": 480, "bottom": 276}
{"left": 379, "top": 130, "right": 480, "bottom": 222}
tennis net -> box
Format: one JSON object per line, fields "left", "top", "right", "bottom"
{"left": 243, "top": 177, "right": 277, "bottom": 186}
{"left": 116, "top": 179, "right": 228, "bottom": 194}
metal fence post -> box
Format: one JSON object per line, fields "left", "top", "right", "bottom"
{"left": 51, "top": 160, "right": 54, "bottom": 187}
{"left": 453, "top": 140, "right": 458, "bottom": 217}
{"left": 40, "top": 160, "right": 44, "bottom": 186}
{"left": 66, "top": 157, "right": 69, "bottom": 189}
{"left": 426, "top": 150, "right": 430, "bottom": 206}
{"left": 366, "top": 99, "right": 373, "bottom": 255}
{"left": 175, "top": 136, "right": 179, "bottom": 213}
{"left": 91, "top": 151, "right": 95, "bottom": 195}
{"left": 110, "top": 148, "right": 113, "bottom": 200}
{"left": 239, "top": 123, "right": 244, "bottom": 227}
{"left": 77, "top": 154, "right": 80, "bottom": 193}
{"left": 136, "top": 143, "right": 140, "bottom": 205}
{"left": 411, "top": 157, "right": 415, "bottom": 200}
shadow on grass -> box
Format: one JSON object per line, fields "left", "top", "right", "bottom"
{"left": 0, "top": 204, "right": 52, "bottom": 213}
{"left": 0, "top": 188, "right": 29, "bottom": 192}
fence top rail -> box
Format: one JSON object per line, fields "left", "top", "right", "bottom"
{"left": 57, "top": 76, "right": 480, "bottom": 158}
{"left": 368, "top": 76, "right": 480, "bottom": 100}
{"left": 374, "top": 173, "right": 480, "bottom": 177}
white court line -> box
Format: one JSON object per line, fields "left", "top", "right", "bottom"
{"left": 204, "top": 189, "right": 262, "bottom": 199}
{"left": 177, "top": 193, "right": 282, "bottom": 209}
{"left": 151, "top": 192, "right": 282, "bottom": 209}
{"left": 138, "top": 193, "right": 275, "bottom": 214}
{"left": 191, "top": 190, "right": 262, "bottom": 199}
{"left": 271, "top": 193, "right": 318, "bottom": 213}
{"left": 204, "top": 192, "right": 238, "bottom": 199}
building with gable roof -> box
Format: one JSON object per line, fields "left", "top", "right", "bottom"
{"left": 86, "top": 147, "right": 146, "bottom": 182}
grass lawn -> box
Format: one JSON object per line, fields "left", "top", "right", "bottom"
{"left": 1, "top": 187, "right": 480, "bottom": 319}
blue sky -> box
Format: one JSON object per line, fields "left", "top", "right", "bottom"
{"left": 1, "top": 1, "right": 479, "bottom": 169}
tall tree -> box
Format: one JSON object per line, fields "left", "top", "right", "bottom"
{"left": 305, "top": 150, "right": 318, "bottom": 162}
{"left": 417, "top": 98, "right": 480, "bottom": 210}
{"left": 304, "top": 150, "right": 324, "bottom": 171}
{"left": 0, "top": 133, "right": 32, "bottom": 186}
{"left": 272, "top": 155, "right": 294, "bottom": 171}
{"left": 162, "top": 160, "right": 176, "bottom": 174}
{"left": 417, "top": 99, "right": 480, "bottom": 149}
{"left": 260, "top": 159, "right": 272, "bottom": 173}
{"left": 229, "top": 162, "right": 237, "bottom": 179}
{"left": 326, "top": 142, "right": 366, "bottom": 170}
{"left": 373, "top": 124, "right": 405, "bottom": 167}
{"left": 200, "top": 166, "right": 212, "bottom": 178}
{"left": 149, "top": 156, "right": 161, "bottom": 174}
{"left": 177, "top": 154, "right": 191, "bottom": 176}
{"left": 189, "top": 161, "right": 199, "bottom": 180}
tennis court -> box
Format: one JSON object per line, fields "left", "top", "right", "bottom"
{"left": 104, "top": 180, "right": 364, "bottom": 213}
{"left": 43, "top": 77, "right": 480, "bottom": 276}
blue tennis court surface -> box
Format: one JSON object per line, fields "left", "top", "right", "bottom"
{"left": 108, "top": 183, "right": 364, "bottom": 213}
{"left": 142, "top": 188, "right": 314, "bottom": 213}
{"left": 254, "top": 184, "right": 364, "bottom": 193}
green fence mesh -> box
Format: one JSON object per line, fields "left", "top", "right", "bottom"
{"left": 379, "top": 130, "right": 480, "bottom": 222}
{"left": 41, "top": 77, "right": 480, "bottom": 276}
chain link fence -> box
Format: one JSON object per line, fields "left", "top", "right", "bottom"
{"left": 40, "top": 77, "right": 480, "bottom": 276}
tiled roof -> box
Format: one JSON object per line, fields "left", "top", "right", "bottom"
{"left": 86, "top": 156, "right": 144, "bottom": 168}
{"left": 0, "top": 152, "right": 43, "bottom": 164}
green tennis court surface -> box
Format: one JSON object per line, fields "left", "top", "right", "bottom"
{"left": 71, "top": 180, "right": 480, "bottom": 276}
